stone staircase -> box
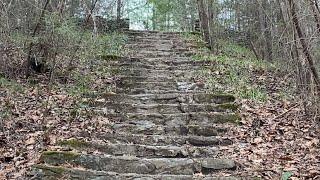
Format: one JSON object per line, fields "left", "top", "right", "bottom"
{"left": 32, "top": 30, "right": 243, "bottom": 179}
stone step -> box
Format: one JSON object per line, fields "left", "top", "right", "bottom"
{"left": 128, "top": 40, "right": 183, "bottom": 46}
{"left": 130, "top": 50, "right": 175, "bottom": 58}
{"left": 110, "top": 123, "right": 227, "bottom": 137}
{"left": 79, "top": 132, "right": 232, "bottom": 146}
{"left": 57, "top": 140, "right": 219, "bottom": 158}
{"left": 127, "top": 31, "right": 182, "bottom": 37}
{"left": 93, "top": 102, "right": 238, "bottom": 114}
{"left": 129, "top": 51, "right": 194, "bottom": 58}
{"left": 105, "top": 112, "right": 240, "bottom": 126}
{"left": 126, "top": 30, "right": 182, "bottom": 35}
{"left": 117, "top": 89, "right": 208, "bottom": 95}
{"left": 40, "top": 152, "right": 236, "bottom": 175}
{"left": 126, "top": 44, "right": 189, "bottom": 51}
{"left": 107, "top": 57, "right": 212, "bottom": 67}
{"left": 115, "top": 81, "right": 207, "bottom": 92}
{"left": 109, "top": 62, "right": 211, "bottom": 70}
{"left": 115, "top": 75, "right": 194, "bottom": 82}
{"left": 33, "top": 165, "right": 243, "bottom": 180}
{"left": 89, "top": 93, "right": 235, "bottom": 105}
{"left": 110, "top": 68, "right": 196, "bottom": 77}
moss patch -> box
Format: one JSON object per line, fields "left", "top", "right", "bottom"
{"left": 215, "top": 113, "right": 241, "bottom": 125}
{"left": 41, "top": 151, "right": 80, "bottom": 163}
{"left": 217, "top": 102, "right": 239, "bottom": 111}
{"left": 57, "top": 139, "right": 90, "bottom": 148}
{"left": 33, "top": 164, "right": 68, "bottom": 174}
{"left": 42, "top": 151, "right": 79, "bottom": 157}
{"left": 209, "top": 93, "right": 236, "bottom": 102}
{"left": 99, "top": 54, "right": 123, "bottom": 60}
{"left": 189, "top": 31, "right": 202, "bottom": 36}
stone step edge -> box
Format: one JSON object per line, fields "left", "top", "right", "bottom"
{"left": 33, "top": 164, "right": 245, "bottom": 180}
{"left": 92, "top": 102, "right": 239, "bottom": 108}
{"left": 86, "top": 92, "right": 235, "bottom": 98}
{"left": 104, "top": 112, "right": 241, "bottom": 125}
{"left": 39, "top": 152, "right": 237, "bottom": 175}
{"left": 92, "top": 102, "right": 239, "bottom": 113}
{"left": 56, "top": 139, "right": 220, "bottom": 158}
{"left": 109, "top": 123, "right": 228, "bottom": 137}
{"left": 77, "top": 132, "right": 233, "bottom": 146}
{"left": 86, "top": 93, "right": 236, "bottom": 104}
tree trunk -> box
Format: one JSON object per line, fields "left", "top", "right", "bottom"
{"left": 288, "top": 0, "right": 320, "bottom": 93}
{"left": 207, "top": 0, "right": 214, "bottom": 50}
{"left": 309, "top": 0, "right": 320, "bottom": 34}
{"left": 197, "top": 0, "right": 210, "bottom": 46}
{"left": 258, "top": 0, "right": 266, "bottom": 60}
{"left": 117, "top": 0, "right": 122, "bottom": 22}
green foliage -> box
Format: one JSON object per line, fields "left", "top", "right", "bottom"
{"left": 217, "top": 102, "right": 240, "bottom": 111}
{"left": 147, "top": 0, "right": 197, "bottom": 31}
{"left": 182, "top": 32, "right": 209, "bottom": 48}
{"left": 282, "top": 171, "right": 294, "bottom": 180}
{"left": 190, "top": 38, "right": 273, "bottom": 102}
{"left": 0, "top": 78, "right": 24, "bottom": 93}
{"left": 0, "top": 111, "right": 12, "bottom": 122}
{"left": 67, "top": 72, "right": 95, "bottom": 97}
{"left": 99, "top": 54, "right": 123, "bottom": 61}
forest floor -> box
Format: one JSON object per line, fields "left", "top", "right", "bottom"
{"left": 0, "top": 31, "right": 319, "bottom": 179}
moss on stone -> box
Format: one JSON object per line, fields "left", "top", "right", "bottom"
{"left": 109, "top": 68, "right": 121, "bottom": 75}
{"left": 99, "top": 54, "right": 123, "bottom": 60}
{"left": 210, "top": 93, "right": 235, "bottom": 100}
{"left": 228, "top": 114, "right": 241, "bottom": 125}
{"left": 217, "top": 102, "right": 239, "bottom": 111}
{"left": 33, "top": 164, "right": 68, "bottom": 174}
{"left": 215, "top": 113, "right": 241, "bottom": 125}
{"left": 41, "top": 151, "right": 80, "bottom": 163}
{"left": 57, "top": 139, "right": 90, "bottom": 148}
{"left": 189, "top": 31, "right": 202, "bottom": 36}
{"left": 43, "top": 151, "right": 79, "bottom": 157}
{"left": 102, "top": 92, "right": 118, "bottom": 97}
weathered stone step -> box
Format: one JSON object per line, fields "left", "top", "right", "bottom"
{"left": 128, "top": 38, "right": 182, "bottom": 42}
{"left": 127, "top": 31, "right": 182, "bottom": 39}
{"left": 132, "top": 47, "right": 192, "bottom": 53}
{"left": 80, "top": 132, "right": 232, "bottom": 146}
{"left": 33, "top": 165, "right": 243, "bottom": 180}
{"left": 117, "top": 89, "right": 208, "bottom": 95}
{"left": 110, "top": 68, "right": 196, "bottom": 77}
{"left": 89, "top": 93, "right": 235, "bottom": 105}
{"left": 107, "top": 57, "right": 212, "bottom": 67}
{"left": 106, "top": 112, "right": 240, "bottom": 126}
{"left": 126, "top": 44, "right": 188, "bottom": 51}
{"left": 110, "top": 62, "right": 211, "bottom": 71}
{"left": 116, "top": 81, "right": 207, "bottom": 92}
{"left": 94, "top": 102, "right": 238, "bottom": 114}
{"left": 40, "top": 152, "right": 236, "bottom": 175}
{"left": 115, "top": 75, "right": 190, "bottom": 83}
{"left": 126, "top": 30, "right": 182, "bottom": 35}
{"left": 111, "top": 123, "right": 227, "bottom": 137}
{"left": 57, "top": 140, "right": 218, "bottom": 158}
{"left": 129, "top": 51, "right": 178, "bottom": 58}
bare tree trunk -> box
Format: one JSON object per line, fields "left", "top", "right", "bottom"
{"left": 288, "top": 0, "right": 320, "bottom": 94}
{"left": 265, "top": 1, "right": 273, "bottom": 61}
{"left": 64, "top": 0, "right": 99, "bottom": 82}
{"left": 25, "top": 0, "right": 50, "bottom": 77}
{"left": 258, "top": 0, "right": 266, "bottom": 60}
{"left": 197, "top": 0, "right": 210, "bottom": 46}
{"left": 314, "top": 0, "right": 320, "bottom": 14}
{"left": 152, "top": 6, "right": 156, "bottom": 30}
{"left": 207, "top": 0, "right": 214, "bottom": 50}
{"left": 117, "top": 0, "right": 122, "bottom": 22}
{"left": 309, "top": 0, "right": 320, "bottom": 34}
